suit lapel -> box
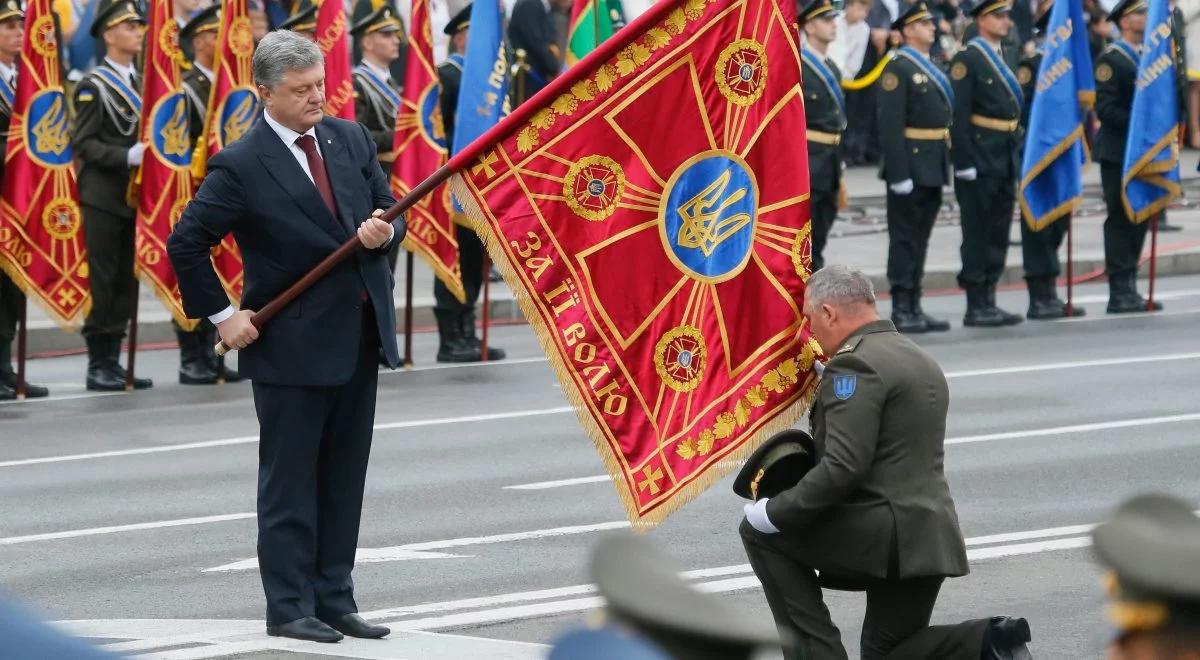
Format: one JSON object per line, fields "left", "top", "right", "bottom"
{"left": 316, "top": 122, "right": 359, "bottom": 236}
{"left": 253, "top": 121, "right": 347, "bottom": 244}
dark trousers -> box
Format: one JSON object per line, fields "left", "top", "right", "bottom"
{"left": 741, "top": 521, "right": 988, "bottom": 660}
{"left": 886, "top": 186, "right": 942, "bottom": 292}
{"left": 82, "top": 205, "right": 137, "bottom": 338}
{"left": 956, "top": 175, "right": 1015, "bottom": 289}
{"left": 433, "top": 224, "right": 486, "bottom": 312}
{"left": 1020, "top": 215, "right": 1067, "bottom": 281}
{"left": 0, "top": 271, "right": 20, "bottom": 345}
{"left": 1100, "top": 163, "right": 1151, "bottom": 278}
{"left": 810, "top": 187, "right": 838, "bottom": 271}
{"left": 251, "top": 309, "right": 380, "bottom": 625}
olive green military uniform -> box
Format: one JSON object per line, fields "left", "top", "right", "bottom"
{"left": 741, "top": 319, "right": 994, "bottom": 660}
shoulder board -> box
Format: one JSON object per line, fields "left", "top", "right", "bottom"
{"left": 833, "top": 335, "right": 864, "bottom": 356}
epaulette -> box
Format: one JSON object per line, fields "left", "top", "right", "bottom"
{"left": 833, "top": 335, "right": 864, "bottom": 356}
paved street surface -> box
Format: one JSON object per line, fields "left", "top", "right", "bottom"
{"left": 4, "top": 274, "right": 1200, "bottom": 659}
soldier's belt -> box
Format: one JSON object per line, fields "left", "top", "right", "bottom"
{"left": 969, "top": 114, "right": 1019, "bottom": 132}
{"left": 807, "top": 130, "right": 842, "bottom": 145}
{"left": 903, "top": 127, "right": 950, "bottom": 141}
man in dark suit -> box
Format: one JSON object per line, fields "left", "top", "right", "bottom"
{"left": 741, "top": 265, "right": 1034, "bottom": 660}
{"left": 877, "top": 2, "right": 952, "bottom": 334}
{"left": 508, "top": 0, "right": 564, "bottom": 98}
{"left": 799, "top": 0, "right": 846, "bottom": 272}
{"left": 167, "top": 30, "right": 403, "bottom": 644}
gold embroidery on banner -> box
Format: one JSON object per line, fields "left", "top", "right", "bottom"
{"left": 32, "top": 95, "right": 70, "bottom": 157}
{"left": 637, "top": 464, "right": 666, "bottom": 494}
{"left": 229, "top": 16, "right": 255, "bottom": 57}
{"left": 563, "top": 155, "right": 625, "bottom": 221}
{"left": 791, "top": 221, "right": 812, "bottom": 282}
{"left": 676, "top": 168, "right": 752, "bottom": 255}
{"left": 41, "top": 198, "right": 81, "bottom": 240}
{"left": 31, "top": 15, "right": 56, "bottom": 56}
{"left": 715, "top": 39, "right": 768, "bottom": 106}
{"left": 159, "top": 21, "right": 187, "bottom": 68}
{"left": 654, "top": 324, "right": 707, "bottom": 392}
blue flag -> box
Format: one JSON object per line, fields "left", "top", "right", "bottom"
{"left": 1122, "top": 0, "right": 1181, "bottom": 223}
{"left": 67, "top": 0, "right": 98, "bottom": 72}
{"left": 451, "top": 0, "right": 510, "bottom": 155}
{"left": 1018, "top": 0, "right": 1094, "bottom": 231}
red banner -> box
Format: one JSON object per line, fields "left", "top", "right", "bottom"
{"left": 135, "top": 0, "right": 198, "bottom": 329}
{"left": 318, "top": 0, "right": 354, "bottom": 120}
{"left": 0, "top": 0, "right": 90, "bottom": 326}
{"left": 391, "top": 0, "right": 463, "bottom": 301}
{"left": 449, "top": 0, "right": 818, "bottom": 524}
{"left": 196, "top": 0, "right": 255, "bottom": 301}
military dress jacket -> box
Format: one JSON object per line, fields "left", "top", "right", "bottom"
{"left": 877, "top": 50, "right": 953, "bottom": 189}
{"left": 181, "top": 65, "right": 212, "bottom": 144}
{"left": 71, "top": 61, "right": 140, "bottom": 217}
{"left": 352, "top": 64, "right": 402, "bottom": 162}
{"left": 801, "top": 49, "right": 845, "bottom": 195}
{"left": 1093, "top": 41, "right": 1139, "bottom": 166}
{"left": 765, "top": 320, "right": 970, "bottom": 581}
{"left": 950, "top": 39, "right": 1024, "bottom": 179}
{"left": 1016, "top": 51, "right": 1040, "bottom": 129}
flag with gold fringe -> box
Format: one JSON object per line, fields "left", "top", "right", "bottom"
{"left": 1122, "top": 0, "right": 1181, "bottom": 222}
{"left": 317, "top": 0, "right": 355, "bottom": 120}
{"left": 391, "top": 0, "right": 464, "bottom": 302}
{"left": 0, "top": 0, "right": 90, "bottom": 326}
{"left": 447, "top": 0, "right": 819, "bottom": 524}
{"left": 134, "top": 0, "right": 199, "bottom": 330}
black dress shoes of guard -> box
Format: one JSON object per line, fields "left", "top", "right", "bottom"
{"left": 982, "top": 616, "right": 1033, "bottom": 660}
{"left": 320, "top": 613, "right": 390, "bottom": 639}
{"left": 266, "top": 616, "right": 344, "bottom": 643}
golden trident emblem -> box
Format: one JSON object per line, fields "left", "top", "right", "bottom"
{"left": 223, "top": 94, "right": 257, "bottom": 145}
{"left": 32, "top": 96, "right": 69, "bottom": 156}
{"left": 675, "top": 168, "right": 751, "bottom": 256}
{"left": 162, "top": 99, "right": 190, "bottom": 157}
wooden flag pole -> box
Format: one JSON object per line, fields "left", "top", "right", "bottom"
{"left": 404, "top": 249, "right": 414, "bottom": 367}
{"left": 16, "top": 297, "right": 27, "bottom": 400}
{"left": 126, "top": 285, "right": 140, "bottom": 391}
{"left": 1065, "top": 214, "right": 1075, "bottom": 317}
{"left": 1147, "top": 213, "right": 1159, "bottom": 311}
{"left": 480, "top": 253, "right": 491, "bottom": 362}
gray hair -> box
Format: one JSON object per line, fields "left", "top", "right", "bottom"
{"left": 253, "top": 30, "right": 324, "bottom": 90}
{"left": 805, "top": 265, "right": 876, "bottom": 308}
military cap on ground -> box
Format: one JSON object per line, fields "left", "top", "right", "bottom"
{"left": 591, "top": 534, "right": 783, "bottom": 659}
{"left": 798, "top": 0, "right": 839, "bottom": 23}
{"left": 732, "top": 429, "right": 816, "bottom": 501}
{"left": 443, "top": 3, "right": 471, "bottom": 35}
{"left": 91, "top": 0, "right": 146, "bottom": 38}
{"left": 891, "top": 1, "right": 934, "bottom": 31}
{"left": 278, "top": 0, "right": 317, "bottom": 32}
{"left": 969, "top": 0, "right": 1010, "bottom": 18}
{"left": 0, "top": 0, "right": 23, "bottom": 23}
{"left": 180, "top": 4, "right": 220, "bottom": 44}
{"left": 1093, "top": 493, "right": 1200, "bottom": 635}
{"left": 1107, "top": 0, "right": 1148, "bottom": 23}
{"left": 351, "top": 0, "right": 402, "bottom": 37}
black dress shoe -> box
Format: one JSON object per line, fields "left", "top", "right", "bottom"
{"left": 982, "top": 616, "right": 1032, "bottom": 660}
{"left": 266, "top": 616, "right": 343, "bottom": 643}
{"left": 320, "top": 613, "right": 390, "bottom": 639}
{"left": 1107, "top": 293, "right": 1163, "bottom": 314}
{"left": 0, "top": 381, "right": 13, "bottom": 401}
{"left": 112, "top": 365, "right": 153, "bottom": 390}
{"left": 0, "top": 376, "right": 49, "bottom": 398}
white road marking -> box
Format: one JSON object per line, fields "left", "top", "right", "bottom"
{"left": 942, "top": 351, "right": 1200, "bottom": 378}
{"left": 504, "top": 475, "right": 613, "bottom": 490}
{"left": 0, "top": 513, "right": 257, "bottom": 546}
{"left": 1068, "top": 288, "right": 1200, "bottom": 304}
{"left": 1054, "top": 309, "right": 1200, "bottom": 323}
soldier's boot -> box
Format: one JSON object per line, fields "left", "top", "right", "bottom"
{"left": 1025, "top": 278, "right": 1067, "bottom": 320}
{"left": 963, "top": 286, "right": 1008, "bottom": 327}
{"left": 889, "top": 289, "right": 928, "bottom": 334}
{"left": 435, "top": 310, "right": 481, "bottom": 363}
{"left": 202, "top": 323, "right": 243, "bottom": 382}
{"left": 177, "top": 326, "right": 220, "bottom": 385}
{"left": 0, "top": 342, "right": 48, "bottom": 398}
{"left": 986, "top": 285, "right": 1024, "bottom": 326}
{"left": 912, "top": 287, "right": 950, "bottom": 332}
{"left": 461, "top": 310, "right": 506, "bottom": 361}
{"left": 981, "top": 616, "right": 1033, "bottom": 660}
{"left": 86, "top": 334, "right": 126, "bottom": 391}
{"left": 94, "top": 335, "right": 153, "bottom": 391}
{"left": 1107, "top": 272, "right": 1163, "bottom": 314}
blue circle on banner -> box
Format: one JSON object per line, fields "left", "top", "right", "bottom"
{"left": 660, "top": 150, "right": 758, "bottom": 283}
{"left": 216, "top": 87, "right": 259, "bottom": 148}
{"left": 25, "top": 89, "right": 73, "bottom": 168}
{"left": 418, "top": 82, "right": 448, "bottom": 151}
{"left": 149, "top": 92, "right": 193, "bottom": 169}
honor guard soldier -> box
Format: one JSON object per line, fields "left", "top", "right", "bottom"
{"left": 278, "top": 0, "right": 317, "bottom": 40}
{"left": 951, "top": 0, "right": 1024, "bottom": 327}
{"left": 876, "top": 2, "right": 952, "bottom": 334}
{"left": 433, "top": 5, "right": 506, "bottom": 363}
{"left": 1096, "top": 0, "right": 1162, "bottom": 313}
{"left": 798, "top": 0, "right": 846, "bottom": 272}
{"left": 0, "top": 0, "right": 48, "bottom": 399}
{"left": 738, "top": 265, "right": 1034, "bottom": 660}
{"left": 72, "top": 0, "right": 153, "bottom": 391}
{"left": 1094, "top": 494, "right": 1200, "bottom": 660}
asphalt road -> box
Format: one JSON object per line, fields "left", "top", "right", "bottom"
{"left": 3, "top": 274, "right": 1200, "bottom": 659}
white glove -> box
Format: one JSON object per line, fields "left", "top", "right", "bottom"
{"left": 813, "top": 359, "right": 826, "bottom": 378}
{"left": 744, "top": 498, "right": 780, "bottom": 534}
{"left": 127, "top": 143, "right": 146, "bottom": 167}
{"left": 955, "top": 167, "right": 978, "bottom": 181}
{"left": 888, "top": 179, "right": 914, "bottom": 195}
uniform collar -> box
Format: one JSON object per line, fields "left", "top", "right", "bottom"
{"left": 844, "top": 319, "right": 897, "bottom": 341}
{"left": 194, "top": 61, "right": 214, "bottom": 81}
{"left": 0, "top": 60, "right": 15, "bottom": 84}
{"left": 104, "top": 57, "right": 137, "bottom": 87}
{"left": 361, "top": 58, "right": 392, "bottom": 82}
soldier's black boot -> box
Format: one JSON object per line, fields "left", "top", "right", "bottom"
{"left": 461, "top": 310, "right": 506, "bottom": 361}
{"left": 963, "top": 286, "right": 1007, "bottom": 327}
{"left": 912, "top": 287, "right": 950, "bottom": 332}
{"left": 986, "top": 286, "right": 1024, "bottom": 325}
{"left": 1025, "top": 278, "right": 1067, "bottom": 320}
{"left": 177, "top": 327, "right": 220, "bottom": 385}
{"left": 890, "top": 289, "right": 928, "bottom": 334}
{"left": 202, "top": 323, "right": 243, "bottom": 382}
{"left": 435, "top": 310, "right": 480, "bottom": 362}
{"left": 0, "top": 342, "right": 48, "bottom": 398}
{"left": 981, "top": 616, "right": 1033, "bottom": 660}
{"left": 1106, "top": 272, "right": 1163, "bottom": 313}
{"left": 86, "top": 334, "right": 125, "bottom": 391}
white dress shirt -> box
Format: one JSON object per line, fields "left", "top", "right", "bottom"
{"left": 0, "top": 60, "right": 16, "bottom": 86}
{"left": 104, "top": 57, "right": 136, "bottom": 87}
{"left": 360, "top": 59, "right": 392, "bottom": 84}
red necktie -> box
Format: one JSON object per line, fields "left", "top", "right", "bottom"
{"left": 295, "top": 134, "right": 338, "bottom": 218}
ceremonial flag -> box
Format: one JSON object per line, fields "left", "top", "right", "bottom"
{"left": 391, "top": 0, "right": 465, "bottom": 301}
{"left": 565, "top": 0, "right": 623, "bottom": 67}
{"left": 134, "top": 0, "right": 199, "bottom": 329}
{"left": 450, "top": 0, "right": 508, "bottom": 155}
{"left": 448, "top": 0, "right": 818, "bottom": 524}
{"left": 0, "top": 0, "right": 90, "bottom": 326}
{"left": 67, "top": 0, "right": 98, "bottom": 72}
{"left": 1122, "top": 0, "right": 1181, "bottom": 222}
{"left": 317, "top": 0, "right": 355, "bottom": 120}
{"left": 1018, "top": 0, "right": 1094, "bottom": 230}
{"left": 197, "top": 0, "right": 258, "bottom": 300}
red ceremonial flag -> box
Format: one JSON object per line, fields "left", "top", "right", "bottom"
{"left": 317, "top": 0, "right": 355, "bottom": 120}
{"left": 196, "top": 0, "right": 257, "bottom": 301}
{"left": 447, "top": 0, "right": 817, "bottom": 524}
{"left": 135, "top": 0, "right": 198, "bottom": 329}
{"left": 391, "top": 0, "right": 464, "bottom": 302}
{"left": 0, "top": 0, "right": 90, "bottom": 326}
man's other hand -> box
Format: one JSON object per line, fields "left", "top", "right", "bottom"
{"left": 358, "top": 210, "right": 393, "bottom": 249}
{"left": 217, "top": 310, "right": 259, "bottom": 351}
